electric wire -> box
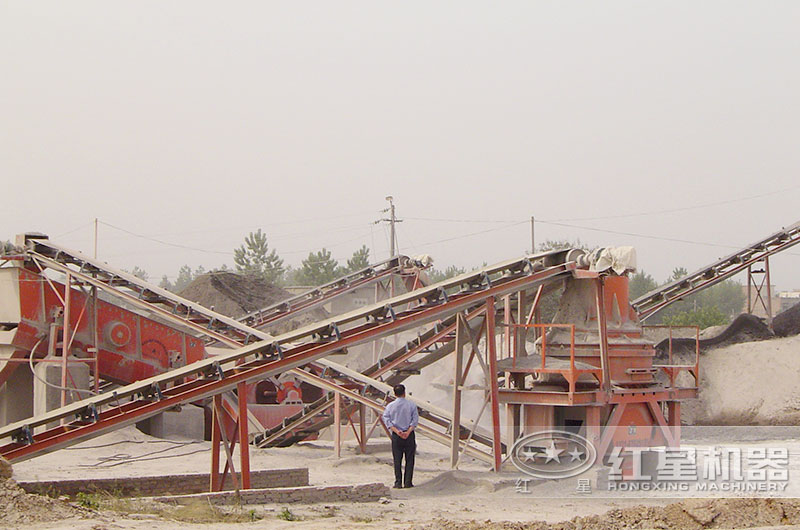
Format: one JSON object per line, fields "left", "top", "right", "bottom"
{"left": 25, "top": 338, "right": 98, "bottom": 397}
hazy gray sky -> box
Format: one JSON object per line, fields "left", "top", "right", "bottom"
{"left": 2, "top": 2, "right": 799, "bottom": 288}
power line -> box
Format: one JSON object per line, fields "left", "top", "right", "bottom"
{"left": 547, "top": 184, "right": 800, "bottom": 222}
{"left": 121, "top": 210, "right": 377, "bottom": 239}
{"left": 534, "top": 220, "right": 741, "bottom": 249}
{"left": 54, "top": 221, "right": 94, "bottom": 239}
{"left": 99, "top": 221, "right": 235, "bottom": 256}
{"left": 404, "top": 185, "right": 800, "bottom": 226}
{"left": 402, "top": 220, "right": 528, "bottom": 251}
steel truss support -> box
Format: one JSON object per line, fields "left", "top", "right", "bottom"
{"left": 2, "top": 256, "right": 577, "bottom": 464}
{"left": 747, "top": 256, "right": 773, "bottom": 326}
{"left": 210, "top": 382, "right": 251, "bottom": 492}
{"left": 332, "top": 392, "right": 377, "bottom": 458}
{"left": 633, "top": 219, "right": 800, "bottom": 320}
{"left": 257, "top": 306, "right": 487, "bottom": 449}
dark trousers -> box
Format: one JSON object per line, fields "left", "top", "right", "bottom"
{"left": 391, "top": 431, "right": 416, "bottom": 487}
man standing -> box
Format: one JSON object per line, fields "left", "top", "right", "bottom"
{"left": 381, "top": 384, "right": 419, "bottom": 488}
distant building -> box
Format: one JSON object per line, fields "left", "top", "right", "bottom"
{"left": 778, "top": 290, "right": 800, "bottom": 313}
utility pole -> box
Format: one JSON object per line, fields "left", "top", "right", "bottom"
{"left": 388, "top": 196, "right": 397, "bottom": 256}
{"left": 530, "top": 216, "right": 535, "bottom": 254}
{"left": 375, "top": 196, "right": 402, "bottom": 257}
{"left": 94, "top": 218, "right": 98, "bottom": 259}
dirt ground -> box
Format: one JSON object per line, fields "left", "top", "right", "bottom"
{"left": 5, "top": 425, "right": 800, "bottom": 530}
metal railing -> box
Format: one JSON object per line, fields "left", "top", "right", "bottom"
{"left": 510, "top": 323, "right": 603, "bottom": 394}
{"left": 643, "top": 325, "right": 700, "bottom": 388}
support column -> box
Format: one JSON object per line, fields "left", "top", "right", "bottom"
{"left": 485, "top": 297, "right": 503, "bottom": 472}
{"left": 334, "top": 391, "right": 342, "bottom": 458}
{"left": 237, "top": 382, "right": 251, "bottom": 490}
{"left": 585, "top": 406, "right": 602, "bottom": 447}
{"left": 747, "top": 257, "right": 774, "bottom": 326}
{"left": 61, "top": 272, "right": 71, "bottom": 410}
{"left": 451, "top": 314, "right": 467, "bottom": 468}
{"left": 765, "top": 257, "right": 773, "bottom": 327}
{"left": 667, "top": 401, "right": 681, "bottom": 448}
{"left": 594, "top": 278, "right": 611, "bottom": 395}
{"left": 505, "top": 403, "right": 521, "bottom": 449}
{"left": 358, "top": 403, "right": 367, "bottom": 454}
{"left": 516, "top": 290, "right": 527, "bottom": 360}
{"left": 210, "top": 397, "right": 222, "bottom": 492}
{"left": 503, "top": 295, "right": 512, "bottom": 359}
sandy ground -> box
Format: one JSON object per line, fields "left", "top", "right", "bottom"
{"left": 7, "top": 425, "right": 671, "bottom": 530}
{"left": 9, "top": 334, "right": 800, "bottom": 529}
{"left": 9, "top": 424, "right": 800, "bottom": 530}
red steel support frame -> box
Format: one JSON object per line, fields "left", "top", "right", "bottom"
{"left": 2, "top": 250, "right": 580, "bottom": 480}
{"left": 257, "top": 306, "right": 487, "bottom": 450}
{"left": 210, "top": 394, "right": 222, "bottom": 492}
{"left": 747, "top": 256, "right": 773, "bottom": 326}
{"left": 485, "top": 297, "right": 503, "bottom": 472}
{"left": 236, "top": 381, "right": 251, "bottom": 490}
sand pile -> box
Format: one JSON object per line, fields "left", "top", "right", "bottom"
{"left": 687, "top": 334, "right": 800, "bottom": 425}
{"left": 425, "top": 497, "right": 800, "bottom": 529}
{"left": 178, "top": 271, "right": 327, "bottom": 333}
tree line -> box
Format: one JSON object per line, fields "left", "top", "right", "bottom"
{"left": 126, "top": 232, "right": 747, "bottom": 329}
{"left": 155, "top": 229, "right": 372, "bottom": 292}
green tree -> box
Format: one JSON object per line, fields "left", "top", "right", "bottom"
{"left": 537, "top": 238, "right": 590, "bottom": 252}
{"left": 234, "top": 229, "right": 284, "bottom": 284}
{"left": 173, "top": 265, "right": 195, "bottom": 292}
{"left": 295, "top": 248, "right": 339, "bottom": 286}
{"left": 663, "top": 306, "right": 728, "bottom": 329}
{"left": 669, "top": 267, "right": 688, "bottom": 282}
{"left": 343, "top": 245, "right": 370, "bottom": 274}
{"left": 428, "top": 265, "right": 467, "bottom": 284}
{"left": 655, "top": 262, "right": 745, "bottom": 324}
{"left": 629, "top": 270, "right": 659, "bottom": 300}
{"left": 126, "top": 266, "right": 149, "bottom": 281}
{"left": 158, "top": 275, "right": 173, "bottom": 291}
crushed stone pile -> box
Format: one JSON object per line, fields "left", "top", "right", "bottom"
{"left": 654, "top": 313, "right": 773, "bottom": 356}
{"left": 178, "top": 271, "right": 327, "bottom": 333}
{"left": 0, "top": 462, "right": 83, "bottom": 526}
{"left": 0, "top": 456, "right": 11, "bottom": 480}
{"left": 424, "top": 497, "right": 800, "bottom": 529}
{"left": 774, "top": 300, "right": 800, "bottom": 337}
{"left": 179, "top": 271, "right": 291, "bottom": 319}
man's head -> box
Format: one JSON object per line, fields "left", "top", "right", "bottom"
{"left": 393, "top": 384, "right": 406, "bottom": 398}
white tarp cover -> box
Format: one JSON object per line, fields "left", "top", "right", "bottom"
{"left": 588, "top": 246, "right": 637, "bottom": 275}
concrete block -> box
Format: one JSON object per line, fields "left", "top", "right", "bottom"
{"left": 33, "top": 357, "right": 89, "bottom": 430}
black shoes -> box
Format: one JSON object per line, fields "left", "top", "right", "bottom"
{"left": 404, "top": 484, "right": 414, "bottom": 488}
{"left": 393, "top": 483, "right": 403, "bottom": 489}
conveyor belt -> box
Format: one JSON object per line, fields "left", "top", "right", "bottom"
{"left": 238, "top": 256, "right": 421, "bottom": 330}
{"left": 0, "top": 248, "right": 581, "bottom": 462}
{"left": 632, "top": 219, "right": 800, "bottom": 319}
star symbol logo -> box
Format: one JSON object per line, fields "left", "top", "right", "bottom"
{"left": 568, "top": 446, "right": 584, "bottom": 462}
{"left": 521, "top": 447, "right": 538, "bottom": 462}
{"left": 543, "top": 441, "right": 563, "bottom": 463}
